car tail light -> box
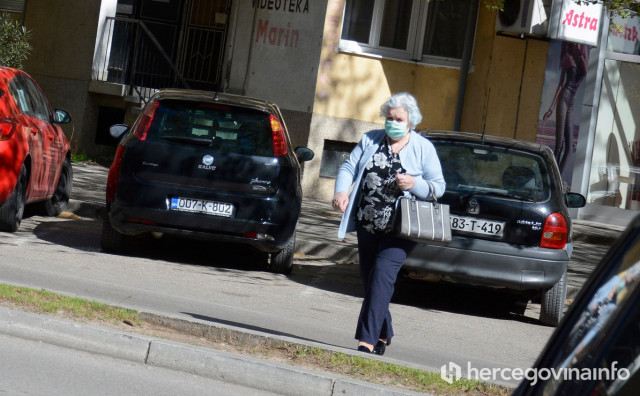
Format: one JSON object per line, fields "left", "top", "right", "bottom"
{"left": 125, "top": 217, "right": 156, "bottom": 226}
{"left": 269, "top": 115, "right": 289, "bottom": 156}
{"left": 106, "top": 146, "right": 125, "bottom": 205}
{"left": 540, "top": 213, "right": 568, "bottom": 249}
{"left": 132, "top": 100, "right": 159, "bottom": 141}
{"left": 0, "top": 118, "right": 15, "bottom": 140}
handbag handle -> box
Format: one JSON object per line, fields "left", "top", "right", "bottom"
{"left": 426, "top": 180, "right": 438, "bottom": 203}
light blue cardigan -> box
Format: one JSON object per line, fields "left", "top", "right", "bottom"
{"left": 334, "top": 129, "right": 446, "bottom": 239}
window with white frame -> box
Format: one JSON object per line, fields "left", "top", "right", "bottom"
{"left": 340, "top": 0, "right": 479, "bottom": 66}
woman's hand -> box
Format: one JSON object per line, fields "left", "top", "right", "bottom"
{"left": 396, "top": 174, "right": 415, "bottom": 191}
{"left": 333, "top": 192, "right": 349, "bottom": 213}
{"left": 543, "top": 108, "right": 553, "bottom": 121}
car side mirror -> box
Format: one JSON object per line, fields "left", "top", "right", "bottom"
{"left": 294, "top": 147, "right": 314, "bottom": 162}
{"left": 566, "top": 192, "right": 586, "bottom": 208}
{"left": 109, "top": 124, "right": 129, "bottom": 140}
{"left": 53, "top": 109, "right": 71, "bottom": 124}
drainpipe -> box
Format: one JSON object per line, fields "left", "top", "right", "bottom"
{"left": 21, "top": 0, "right": 27, "bottom": 25}
{"left": 242, "top": 6, "right": 259, "bottom": 95}
{"left": 453, "top": 1, "right": 480, "bottom": 131}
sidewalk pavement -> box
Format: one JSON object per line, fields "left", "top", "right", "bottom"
{"left": 68, "top": 163, "right": 624, "bottom": 264}
{"left": 3, "top": 163, "right": 626, "bottom": 395}
{"left": 0, "top": 307, "right": 422, "bottom": 396}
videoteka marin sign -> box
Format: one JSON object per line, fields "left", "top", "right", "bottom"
{"left": 549, "top": 0, "right": 603, "bottom": 46}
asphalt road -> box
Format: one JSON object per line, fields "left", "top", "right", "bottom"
{"left": 0, "top": 211, "right": 591, "bottom": 386}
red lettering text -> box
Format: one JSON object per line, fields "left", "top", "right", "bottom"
{"left": 562, "top": 9, "right": 598, "bottom": 31}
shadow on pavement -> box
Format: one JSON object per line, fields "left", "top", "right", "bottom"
{"left": 32, "top": 218, "right": 269, "bottom": 273}
{"left": 289, "top": 255, "right": 539, "bottom": 325}
{"left": 32, "top": 217, "right": 542, "bottom": 325}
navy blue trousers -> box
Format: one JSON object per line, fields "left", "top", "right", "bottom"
{"left": 355, "top": 226, "right": 416, "bottom": 345}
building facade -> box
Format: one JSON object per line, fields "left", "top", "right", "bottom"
{"left": 1, "top": 0, "right": 638, "bottom": 227}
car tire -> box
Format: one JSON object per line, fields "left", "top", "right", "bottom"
{"left": 540, "top": 270, "right": 567, "bottom": 327}
{"left": 0, "top": 164, "right": 27, "bottom": 233}
{"left": 40, "top": 158, "right": 73, "bottom": 217}
{"left": 270, "top": 232, "right": 295, "bottom": 274}
{"left": 101, "top": 210, "right": 128, "bottom": 253}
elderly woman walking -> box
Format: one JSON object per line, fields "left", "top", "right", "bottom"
{"left": 333, "top": 92, "right": 445, "bottom": 354}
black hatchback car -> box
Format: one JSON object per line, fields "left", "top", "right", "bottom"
{"left": 101, "top": 89, "right": 314, "bottom": 274}
{"left": 403, "top": 131, "right": 586, "bottom": 326}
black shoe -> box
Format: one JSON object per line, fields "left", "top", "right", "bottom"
{"left": 357, "top": 345, "right": 373, "bottom": 353}
{"left": 373, "top": 339, "right": 390, "bottom": 355}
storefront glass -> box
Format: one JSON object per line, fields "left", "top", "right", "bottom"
{"left": 587, "top": 14, "right": 640, "bottom": 211}
{"left": 588, "top": 60, "right": 640, "bottom": 210}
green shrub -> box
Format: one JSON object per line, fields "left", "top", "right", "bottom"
{"left": 0, "top": 13, "right": 31, "bottom": 69}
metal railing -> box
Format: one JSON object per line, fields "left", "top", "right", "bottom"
{"left": 93, "top": 17, "right": 190, "bottom": 103}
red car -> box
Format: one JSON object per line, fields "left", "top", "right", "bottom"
{"left": 0, "top": 67, "right": 72, "bottom": 232}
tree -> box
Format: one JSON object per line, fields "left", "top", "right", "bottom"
{"left": 485, "top": 0, "right": 640, "bottom": 28}
{"left": 0, "top": 13, "right": 31, "bottom": 69}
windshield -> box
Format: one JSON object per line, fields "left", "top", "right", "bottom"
{"left": 433, "top": 140, "right": 551, "bottom": 202}
{"left": 146, "top": 99, "right": 274, "bottom": 157}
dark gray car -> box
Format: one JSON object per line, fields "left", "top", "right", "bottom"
{"left": 403, "top": 131, "right": 586, "bottom": 326}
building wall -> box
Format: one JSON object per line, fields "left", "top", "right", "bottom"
{"left": 16, "top": 0, "right": 552, "bottom": 201}
{"left": 22, "top": 0, "right": 118, "bottom": 160}
{"left": 305, "top": 1, "right": 550, "bottom": 201}
{"left": 225, "top": 0, "right": 328, "bottom": 153}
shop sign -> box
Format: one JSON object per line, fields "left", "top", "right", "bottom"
{"left": 549, "top": 0, "right": 603, "bottom": 46}
{"left": 607, "top": 14, "right": 640, "bottom": 55}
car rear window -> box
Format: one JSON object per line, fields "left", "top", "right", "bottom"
{"left": 433, "top": 140, "right": 551, "bottom": 201}
{"left": 146, "top": 99, "right": 274, "bottom": 156}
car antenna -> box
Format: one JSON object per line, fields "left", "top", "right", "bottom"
{"left": 481, "top": 129, "right": 486, "bottom": 144}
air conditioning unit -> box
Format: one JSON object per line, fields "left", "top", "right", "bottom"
{"left": 495, "top": 0, "right": 552, "bottom": 35}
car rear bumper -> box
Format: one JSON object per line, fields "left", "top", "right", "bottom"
{"left": 403, "top": 237, "right": 571, "bottom": 291}
{"left": 108, "top": 201, "right": 298, "bottom": 252}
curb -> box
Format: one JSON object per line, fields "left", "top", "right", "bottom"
{"left": 0, "top": 307, "right": 426, "bottom": 396}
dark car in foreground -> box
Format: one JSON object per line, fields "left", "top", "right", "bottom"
{"left": 403, "top": 131, "right": 586, "bottom": 326}
{"left": 0, "top": 66, "right": 73, "bottom": 232}
{"left": 102, "top": 89, "right": 314, "bottom": 274}
{"left": 514, "top": 214, "right": 640, "bottom": 395}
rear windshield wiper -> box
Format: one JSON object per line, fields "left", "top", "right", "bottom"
{"left": 160, "top": 135, "right": 213, "bottom": 146}
{"left": 469, "top": 191, "right": 535, "bottom": 202}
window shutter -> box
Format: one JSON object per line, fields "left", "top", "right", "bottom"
{"left": 0, "top": 0, "right": 25, "bottom": 12}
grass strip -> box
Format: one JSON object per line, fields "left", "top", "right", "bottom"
{"left": 0, "top": 283, "right": 512, "bottom": 395}
{"left": 0, "top": 284, "right": 141, "bottom": 326}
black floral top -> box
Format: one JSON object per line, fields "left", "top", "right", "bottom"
{"left": 356, "top": 138, "right": 405, "bottom": 234}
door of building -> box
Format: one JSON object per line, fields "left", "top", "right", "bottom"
{"left": 131, "top": 0, "right": 230, "bottom": 91}
{"left": 582, "top": 15, "right": 640, "bottom": 225}
{"left": 176, "top": 0, "right": 230, "bottom": 91}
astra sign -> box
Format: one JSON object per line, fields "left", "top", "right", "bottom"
{"left": 550, "top": 0, "right": 603, "bottom": 46}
